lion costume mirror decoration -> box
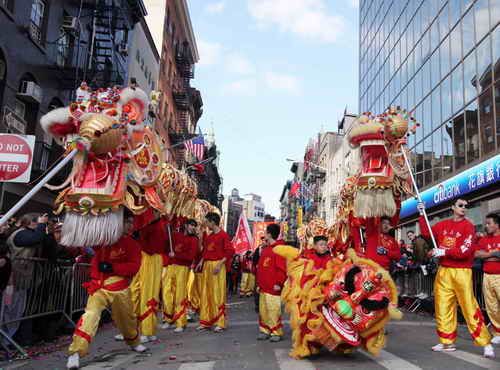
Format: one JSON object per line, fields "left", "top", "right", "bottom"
{"left": 279, "top": 108, "right": 416, "bottom": 359}
{"left": 40, "top": 83, "right": 210, "bottom": 247}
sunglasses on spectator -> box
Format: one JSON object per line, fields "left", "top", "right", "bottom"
{"left": 455, "top": 203, "right": 468, "bottom": 209}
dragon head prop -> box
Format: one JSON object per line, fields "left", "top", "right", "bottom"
{"left": 40, "top": 83, "right": 200, "bottom": 247}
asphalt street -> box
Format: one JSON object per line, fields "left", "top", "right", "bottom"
{"left": 2, "top": 297, "right": 500, "bottom": 370}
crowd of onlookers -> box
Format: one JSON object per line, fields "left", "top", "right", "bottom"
{"left": 0, "top": 212, "right": 94, "bottom": 348}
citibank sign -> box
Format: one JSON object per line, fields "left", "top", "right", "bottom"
{"left": 400, "top": 154, "right": 500, "bottom": 219}
{"left": 433, "top": 183, "right": 461, "bottom": 203}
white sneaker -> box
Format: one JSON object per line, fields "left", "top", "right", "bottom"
{"left": 213, "top": 326, "right": 224, "bottom": 333}
{"left": 174, "top": 327, "right": 184, "bottom": 333}
{"left": 431, "top": 343, "right": 456, "bottom": 352}
{"left": 132, "top": 344, "right": 148, "bottom": 353}
{"left": 484, "top": 344, "right": 495, "bottom": 358}
{"left": 140, "top": 335, "right": 155, "bottom": 343}
{"left": 160, "top": 322, "right": 171, "bottom": 329}
{"left": 491, "top": 336, "right": 500, "bottom": 345}
{"left": 66, "top": 353, "right": 80, "bottom": 369}
{"left": 114, "top": 334, "right": 124, "bottom": 341}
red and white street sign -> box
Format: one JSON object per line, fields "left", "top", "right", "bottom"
{"left": 0, "top": 134, "right": 35, "bottom": 183}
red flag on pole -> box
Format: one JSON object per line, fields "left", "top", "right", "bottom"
{"left": 232, "top": 212, "right": 253, "bottom": 254}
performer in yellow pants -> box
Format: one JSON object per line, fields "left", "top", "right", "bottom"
{"left": 199, "top": 260, "right": 227, "bottom": 329}
{"left": 67, "top": 216, "right": 146, "bottom": 370}
{"left": 187, "top": 270, "right": 201, "bottom": 312}
{"left": 259, "top": 292, "right": 283, "bottom": 337}
{"left": 240, "top": 272, "right": 255, "bottom": 296}
{"left": 473, "top": 212, "right": 500, "bottom": 344}
{"left": 197, "top": 212, "right": 234, "bottom": 332}
{"left": 163, "top": 265, "right": 190, "bottom": 329}
{"left": 131, "top": 252, "right": 163, "bottom": 340}
{"left": 434, "top": 267, "right": 491, "bottom": 347}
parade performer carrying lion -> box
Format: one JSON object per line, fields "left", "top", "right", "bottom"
{"left": 275, "top": 108, "right": 417, "bottom": 359}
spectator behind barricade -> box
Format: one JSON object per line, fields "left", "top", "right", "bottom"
{"left": 0, "top": 220, "right": 12, "bottom": 295}
{"left": 407, "top": 230, "right": 433, "bottom": 275}
{"left": 4, "top": 213, "right": 48, "bottom": 346}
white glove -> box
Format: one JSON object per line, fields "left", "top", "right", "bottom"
{"left": 432, "top": 248, "right": 446, "bottom": 258}
{"left": 417, "top": 202, "right": 425, "bottom": 215}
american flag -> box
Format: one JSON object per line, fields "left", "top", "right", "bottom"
{"left": 185, "top": 134, "right": 205, "bottom": 160}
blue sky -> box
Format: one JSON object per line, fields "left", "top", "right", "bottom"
{"left": 145, "top": 0, "right": 360, "bottom": 217}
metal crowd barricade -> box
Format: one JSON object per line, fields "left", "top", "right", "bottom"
{"left": 0, "top": 258, "right": 91, "bottom": 357}
{"left": 68, "top": 262, "right": 91, "bottom": 318}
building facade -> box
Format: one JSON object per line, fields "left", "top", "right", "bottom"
{"left": 157, "top": 0, "right": 203, "bottom": 167}
{"left": 222, "top": 188, "right": 243, "bottom": 237}
{"left": 359, "top": 0, "right": 500, "bottom": 233}
{"left": 0, "top": 0, "right": 146, "bottom": 215}
{"left": 128, "top": 18, "right": 159, "bottom": 96}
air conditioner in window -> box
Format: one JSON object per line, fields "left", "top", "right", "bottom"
{"left": 118, "top": 42, "right": 129, "bottom": 56}
{"left": 17, "top": 81, "right": 43, "bottom": 104}
{"left": 62, "top": 16, "right": 78, "bottom": 32}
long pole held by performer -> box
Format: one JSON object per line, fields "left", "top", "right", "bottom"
{"left": 400, "top": 146, "right": 438, "bottom": 250}
{"left": 0, "top": 148, "right": 78, "bottom": 227}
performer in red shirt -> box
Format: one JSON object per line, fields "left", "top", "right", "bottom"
{"left": 123, "top": 213, "right": 166, "bottom": 344}
{"left": 67, "top": 211, "right": 146, "bottom": 369}
{"left": 303, "top": 235, "right": 333, "bottom": 270}
{"left": 474, "top": 213, "right": 500, "bottom": 345}
{"left": 418, "top": 199, "right": 494, "bottom": 358}
{"left": 161, "top": 219, "right": 199, "bottom": 332}
{"left": 240, "top": 251, "right": 255, "bottom": 297}
{"left": 256, "top": 224, "right": 287, "bottom": 342}
{"left": 197, "top": 212, "right": 234, "bottom": 332}
{"left": 363, "top": 216, "right": 401, "bottom": 271}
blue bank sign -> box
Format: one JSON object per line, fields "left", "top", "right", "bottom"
{"left": 400, "top": 154, "right": 500, "bottom": 219}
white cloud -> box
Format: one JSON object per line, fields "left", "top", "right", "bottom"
{"left": 206, "top": 1, "right": 226, "bottom": 14}
{"left": 223, "top": 79, "right": 258, "bottom": 96}
{"left": 226, "top": 54, "right": 256, "bottom": 75}
{"left": 247, "top": 0, "right": 346, "bottom": 43}
{"left": 264, "top": 72, "right": 301, "bottom": 95}
{"left": 198, "top": 40, "right": 223, "bottom": 66}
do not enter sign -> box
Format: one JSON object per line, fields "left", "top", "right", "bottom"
{"left": 0, "top": 134, "right": 35, "bottom": 183}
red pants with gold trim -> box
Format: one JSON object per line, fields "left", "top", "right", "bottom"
{"left": 162, "top": 264, "right": 190, "bottom": 328}
{"left": 483, "top": 273, "right": 500, "bottom": 337}
{"left": 68, "top": 277, "right": 139, "bottom": 357}
{"left": 434, "top": 267, "right": 491, "bottom": 346}
{"left": 199, "top": 260, "right": 227, "bottom": 328}
{"left": 259, "top": 292, "right": 283, "bottom": 337}
{"left": 131, "top": 252, "right": 162, "bottom": 336}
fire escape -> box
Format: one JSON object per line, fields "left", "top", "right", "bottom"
{"left": 172, "top": 41, "right": 195, "bottom": 136}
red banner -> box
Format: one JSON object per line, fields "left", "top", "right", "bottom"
{"left": 252, "top": 222, "right": 273, "bottom": 250}
{"left": 232, "top": 212, "right": 253, "bottom": 254}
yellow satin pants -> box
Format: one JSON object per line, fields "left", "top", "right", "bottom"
{"left": 130, "top": 252, "right": 163, "bottom": 336}
{"left": 199, "top": 260, "right": 227, "bottom": 328}
{"left": 162, "top": 264, "right": 190, "bottom": 328}
{"left": 187, "top": 270, "right": 202, "bottom": 312}
{"left": 483, "top": 273, "right": 500, "bottom": 336}
{"left": 68, "top": 278, "right": 139, "bottom": 357}
{"left": 434, "top": 267, "right": 491, "bottom": 346}
{"left": 259, "top": 292, "right": 283, "bottom": 337}
{"left": 240, "top": 272, "right": 255, "bottom": 296}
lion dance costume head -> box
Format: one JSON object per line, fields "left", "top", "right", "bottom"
{"left": 40, "top": 83, "right": 213, "bottom": 248}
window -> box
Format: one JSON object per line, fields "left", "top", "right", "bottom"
{"left": 30, "top": 0, "right": 46, "bottom": 43}
{"left": 56, "top": 27, "right": 72, "bottom": 67}
{"left": 0, "top": 0, "right": 14, "bottom": 12}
